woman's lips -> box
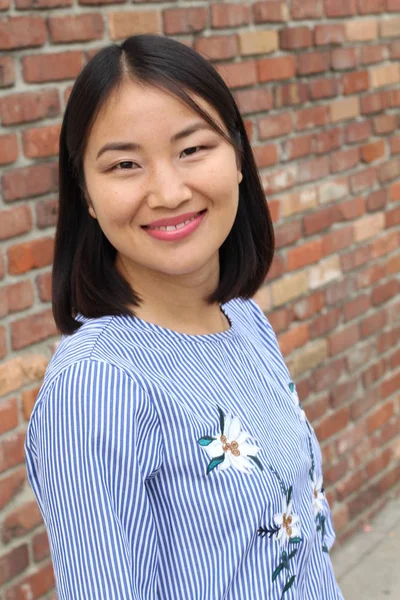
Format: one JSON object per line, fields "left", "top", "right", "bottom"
{"left": 142, "top": 210, "right": 207, "bottom": 241}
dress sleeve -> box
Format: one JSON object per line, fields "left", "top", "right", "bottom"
{"left": 25, "top": 359, "right": 164, "bottom": 600}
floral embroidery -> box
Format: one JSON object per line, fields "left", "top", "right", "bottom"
{"left": 308, "top": 437, "right": 329, "bottom": 553}
{"left": 197, "top": 405, "right": 263, "bottom": 475}
{"left": 258, "top": 466, "right": 302, "bottom": 597}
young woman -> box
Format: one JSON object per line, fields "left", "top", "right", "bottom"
{"left": 25, "top": 35, "right": 344, "bottom": 600}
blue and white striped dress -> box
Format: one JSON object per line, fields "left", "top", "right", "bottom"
{"left": 25, "top": 298, "right": 344, "bottom": 599}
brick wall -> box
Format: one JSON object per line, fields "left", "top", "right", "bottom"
{"left": 0, "top": 0, "right": 399, "bottom": 597}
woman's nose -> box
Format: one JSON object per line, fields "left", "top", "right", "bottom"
{"left": 146, "top": 163, "right": 192, "bottom": 209}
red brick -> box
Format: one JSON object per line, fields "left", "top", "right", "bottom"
{"left": 7, "top": 238, "right": 54, "bottom": 275}
{"left": 325, "top": 0, "right": 357, "bottom": 17}
{"left": 268, "top": 307, "right": 293, "bottom": 333}
{"left": 322, "top": 225, "right": 355, "bottom": 256}
{"left": 0, "top": 544, "right": 29, "bottom": 586}
{"left": 253, "top": 1, "right": 288, "bottom": 23}
{"left": 22, "top": 386, "right": 40, "bottom": 421}
{"left": 0, "top": 326, "right": 6, "bottom": 359}
{"left": 0, "top": 89, "right": 60, "bottom": 126}
{"left": 336, "top": 469, "right": 365, "bottom": 501}
{"left": 0, "top": 281, "right": 34, "bottom": 317}
{"left": 357, "top": 263, "right": 384, "bottom": 288}
{"left": 253, "top": 144, "right": 278, "bottom": 168}
{"left": 387, "top": 0, "right": 400, "bottom": 9}
{"left": 0, "top": 56, "right": 15, "bottom": 88}
{"left": 32, "top": 530, "right": 50, "bottom": 562}
{"left": 49, "top": 13, "right": 104, "bottom": 43}
{"left": 36, "top": 198, "right": 59, "bottom": 229}
{"left": 0, "top": 16, "right": 46, "bottom": 50}
{"left": 195, "top": 35, "right": 239, "bottom": 61}
{"left": 368, "top": 401, "right": 395, "bottom": 433}
{"left": 257, "top": 56, "right": 296, "bottom": 82}
{"left": 315, "top": 406, "right": 350, "bottom": 441}
{"left": 372, "top": 280, "right": 399, "bottom": 305}
{"left": 330, "top": 148, "right": 359, "bottom": 173}
{"left": 362, "top": 358, "right": 386, "bottom": 387}
{"left": 366, "top": 448, "right": 393, "bottom": 481}
{"left": 360, "top": 310, "right": 387, "bottom": 337}
{"left": 211, "top": 3, "right": 251, "bottom": 28}
{"left": 361, "top": 140, "right": 386, "bottom": 164}
{"left": 389, "top": 347, "right": 400, "bottom": 369}
{"left": 344, "top": 294, "right": 371, "bottom": 321}
{"left": 373, "top": 114, "right": 398, "bottom": 135}
{"left": 310, "top": 359, "right": 346, "bottom": 394}
{"left": 379, "top": 158, "right": 400, "bottom": 182}
{"left": 0, "top": 397, "right": 18, "bottom": 435}
{"left": 278, "top": 323, "right": 309, "bottom": 356}
{"left": 390, "top": 134, "right": 400, "bottom": 154}
{"left": 341, "top": 245, "right": 369, "bottom": 273}
{"left": 0, "top": 206, "right": 32, "bottom": 241}
{"left": 2, "top": 163, "right": 58, "bottom": 202}
{"left": 328, "top": 324, "right": 360, "bottom": 355}
{"left": 11, "top": 309, "right": 57, "bottom": 350}
{"left": 0, "top": 430, "right": 26, "bottom": 473}
{"left": 263, "top": 165, "right": 297, "bottom": 194}
{"left": 298, "top": 156, "right": 330, "bottom": 184}
{"left": 293, "top": 291, "right": 325, "bottom": 321}
{"left": 342, "top": 70, "right": 369, "bottom": 95}
{"left": 385, "top": 205, "right": 400, "bottom": 227}
{"left": 274, "top": 220, "right": 302, "bottom": 249}
{"left": 258, "top": 113, "right": 292, "bottom": 139}
{"left": 359, "top": 0, "right": 385, "bottom": 12}
{"left": 22, "top": 51, "right": 84, "bottom": 83}
{"left": 346, "top": 121, "right": 372, "bottom": 144}
{"left": 2, "top": 500, "right": 43, "bottom": 543}
{"left": 287, "top": 239, "right": 323, "bottom": 271}
{"left": 295, "top": 105, "right": 329, "bottom": 130}
{"left": 280, "top": 26, "right": 313, "bottom": 50}
{"left": 285, "top": 134, "right": 313, "bottom": 160}
{"left": 391, "top": 41, "right": 400, "bottom": 59}
{"left": 303, "top": 205, "right": 341, "bottom": 235}
{"left": 274, "top": 82, "right": 309, "bottom": 107}
{"left": 361, "top": 44, "right": 389, "bottom": 64}
{"left": 361, "top": 90, "right": 390, "bottom": 114}
{"left": 292, "top": 0, "right": 323, "bottom": 19}
{"left": 216, "top": 60, "right": 257, "bottom": 89}
{"left": 16, "top": 0, "right": 71, "bottom": 6}
{"left": 22, "top": 124, "right": 60, "bottom": 158}
{"left": 389, "top": 181, "right": 400, "bottom": 200}
{"left": 331, "top": 48, "right": 358, "bottom": 71}
{"left": 235, "top": 89, "right": 273, "bottom": 119}
{"left": 324, "top": 457, "right": 349, "bottom": 486}
{"left": 308, "top": 77, "right": 338, "bottom": 100}
{"left": 314, "top": 24, "right": 346, "bottom": 45}
{"left": 366, "top": 189, "right": 388, "bottom": 211}
{"left": 78, "top": 0, "right": 123, "bottom": 4}
{"left": 0, "top": 134, "right": 18, "bottom": 165}
{"left": 4, "top": 561, "right": 55, "bottom": 600}
{"left": 390, "top": 89, "right": 400, "bottom": 107}
{"left": 350, "top": 167, "right": 377, "bottom": 193}
{"left": 310, "top": 308, "right": 341, "bottom": 339}
{"left": 297, "top": 51, "right": 330, "bottom": 76}
{"left": 0, "top": 467, "right": 26, "bottom": 511}
{"left": 109, "top": 11, "right": 161, "bottom": 40}
{"left": 267, "top": 253, "right": 286, "bottom": 280}
{"left": 314, "top": 129, "right": 344, "bottom": 155}
{"left": 371, "top": 230, "right": 398, "bottom": 258}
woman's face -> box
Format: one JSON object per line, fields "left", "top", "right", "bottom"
{"left": 82, "top": 80, "right": 242, "bottom": 286}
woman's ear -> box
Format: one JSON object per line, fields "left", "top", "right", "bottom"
{"left": 237, "top": 170, "right": 243, "bottom": 184}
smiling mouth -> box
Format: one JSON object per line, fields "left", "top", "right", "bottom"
{"left": 144, "top": 210, "right": 207, "bottom": 231}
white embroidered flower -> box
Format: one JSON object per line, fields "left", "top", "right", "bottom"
{"left": 205, "top": 413, "right": 261, "bottom": 474}
{"left": 311, "top": 474, "right": 325, "bottom": 517}
{"left": 289, "top": 382, "right": 306, "bottom": 421}
{"left": 273, "top": 496, "right": 301, "bottom": 547}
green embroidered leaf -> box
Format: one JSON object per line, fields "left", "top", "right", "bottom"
{"left": 206, "top": 455, "right": 225, "bottom": 475}
{"left": 272, "top": 563, "right": 285, "bottom": 582}
{"left": 286, "top": 485, "right": 293, "bottom": 505}
{"left": 198, "top": 436, "right": 216, "bottom": 446}
{"left": 248, "top": 454, "right": 264, "bottom": 471}
{"left": 288, "top": 548, "right": 298, "bottom": 560}
{"left": 217, "top": 405, "right": 225, "bottom": 436}
{"left": 322, "top": 544, "right": 329, "bottom": 553}
{"left": 281, "top": 575, "right": 296, "bottom": 597}
{"left": 289, "top": 537, "right": 302, "bottom": 544}
{"left": 289, "top": 382, "right": 295, "bottom": 393}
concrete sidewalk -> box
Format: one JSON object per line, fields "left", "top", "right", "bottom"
{"left": 332, "top": 495, "right": 400, "bottom": 599}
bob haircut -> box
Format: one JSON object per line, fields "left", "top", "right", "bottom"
{"left": 54, "top": 34, "right": 274, "bottom": 335}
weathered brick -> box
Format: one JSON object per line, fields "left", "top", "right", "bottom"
{"left": 325, "top": 0, "right": 357, "bottom": 17}
{"left": 274, "top": 220, "right": 302, "bottom": 249}
{"left": 308, "top": 77, "right": 338, "bottom": 100}
{"left": 4, "top": 561, "right": 55, "bottom": 599}
{"left": 314, "top": 24, "right": 346, "bottom": 45}
{"left": 195, "top": 35, "right": 239, "bottom": 61}
{"left": 16, "top": 0, "right": 71, "bottom": 6}
{"left": 11, "top": 309, "right": 58, "bottom": 350}
{"left": 368, "top": 401, "right": 395, "bottom": 433}
{"left": 278, "top": 323, "right": 309, "bottom": 356}
{"left": 234, "top": 88, "right": 273, "bottom": 115}
{"left": 32, "top": 530, "right": 50, "bottom": 562}
{"left": 22, "top": 51, "right": 84, "bottom": 83}
{"left": 330, "top": 148, "right": 360, "bottom": 172}
{"left": 315, "top": 406, "right": 350, "bottom": 441}
{"left": 361, "top": 44, "right": 389, "bottom": 65}
{"left": 280, "top": 188, "right": 318, "bottom": 217}
{"left": 361, "top": 90, "right": 390, "bottom": 114}
{"left": 380, "top": 17, "right": 400, "bottom": 38}
{"left": 358, "top": 0, "right": 385, "bottom": 13}
{"left": 0, "top": 544, "right": 29, "bottom": 586}
{"left": 297, "top": 51, "right": 330, "bottom": 76}
{"left": 361, "top": 140, "right": 386, "bottom": 163}
{"left": 345, "top": 19, "right": 378, "bottom": 41}
{"left": 2, "top": 500, "right": 43, "bottom": 543}
{"left": 0, "top": 397, "right": 18, "bottom": 436}
{"left": 303, "top": 205, "right": 341, "bottom": 235}
{"left": 2, "top": 163, "right": 58, "bottom": 202}
{"left": 360, "top": 310, "right": 387, "bottom": 337}
{"left": 109, "top": 10, "right": 161, "bottom": 39}
{"left": 0, "top": 89, "right": 60, "bottom": 126}
{"left": 36, "top": 198, "right": 59, "bottom": 229}
{"left": 374, "top": 113, "right": 398, "bottom": 134}
{"left": 287, "top": 339, "right": 328, "bottom": 378}
{"left": 0, "top": 134, "right": 18, "bottom": 165}
{"left": 372, "top": 280, "right": 400, "bottom": 305}
{"left": 217, "top": 60, "right": 257, "bottom": 89}
{"left": 330, "top": 97, "right": 360, "bottom": 123}
{"left": 0, "top": 16, "right": 46, "bottom": 50}
{"left": 258, "top": 113, "right": 292, "bottom": 139}
{"left": 211, "top": 3, "right": 251, "bottom": 28}
{"left": 296, "top": 105, "right": 329, "bottom": 130}
{"left": 253, "top": 1, "right": 289, "bottom": 23}
{"left": 49, "top": 13, "right": 104, "bottom": 43}
{"left": 292, "top": 0, "right": 323, "bottom": 19}
{"left": 0, "top": 467, "right": 26, "bottom": 511}
{"left": 346, "top": 121, "right": 372, "bottom": 144}
{"left": 280, "top": 26, "right": 313, "bottom": 50}
{"left": 350, "top": 167, "right": 377, "bottom": 193}
{"left": 0, "top": 206, "right": 33, "bottom": 241}
{"left": 271, "top": 271, "right": 308, "bottom": 307}
{"left": 370, "top": 63, "right": 400, "bottom": 88}
{"left": 22, "top": 124, "right": 60, "bottom": 158}
{"left": 342, "top": 70, "right": 369, "bottom": 95}
{"left": 284, "top": 134, "right": 313, "bottom": 160}
{"left": 253, "top": 144, "right": 279, "bottom": 168}
{"left": 344, "top": 294, "right": 371, "bottom": 322}
{"left": 308, "top": 255, "right": 342, "bottom": 290}
{"left": 0, "top": 56, "right": 15, "bottom": 88}
{"left": 298, "top": 156, "right": 330, "bottom": 183}
{"left": 329, "top": 324, "right": 360, "bottom": 355}
{"left": 7, "top": 238, "right": 54, "bottom": 275}
{"left": 257, "top": 56, "right": 296, "bottom": 82}
{"left": 239, "top": 30, "right": 278, "bottom": 55}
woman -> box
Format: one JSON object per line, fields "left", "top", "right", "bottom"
{"left": 25, "top": 35, "right": 344, "bottom": 599}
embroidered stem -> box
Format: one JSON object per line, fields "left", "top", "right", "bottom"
{"left": 308, "top": 436, "right": 315, "bottom": 481}
{"left": 268, "top": 465, "right": 287, "bottom": 497}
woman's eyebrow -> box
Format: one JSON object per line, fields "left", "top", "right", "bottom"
{"left": 95, "top": 121, "right": 213, "bottom": 160}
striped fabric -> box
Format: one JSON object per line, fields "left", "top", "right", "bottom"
{"left": 25, "top": 298, "right": 344, "bottom": 599}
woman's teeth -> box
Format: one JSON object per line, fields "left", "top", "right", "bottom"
{"left": 148, "top": 213, "right": 200, "bottom": 231}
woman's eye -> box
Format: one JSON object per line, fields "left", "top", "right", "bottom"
{"left": 114, "top": 161, "right": 137, "bottom": 170}
{"left": 180, "top": 146, "right": 204, "bottom": 158}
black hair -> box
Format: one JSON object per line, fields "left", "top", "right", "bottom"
{"left": 54, "top": 34, "right": 274, "bottom": 334}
